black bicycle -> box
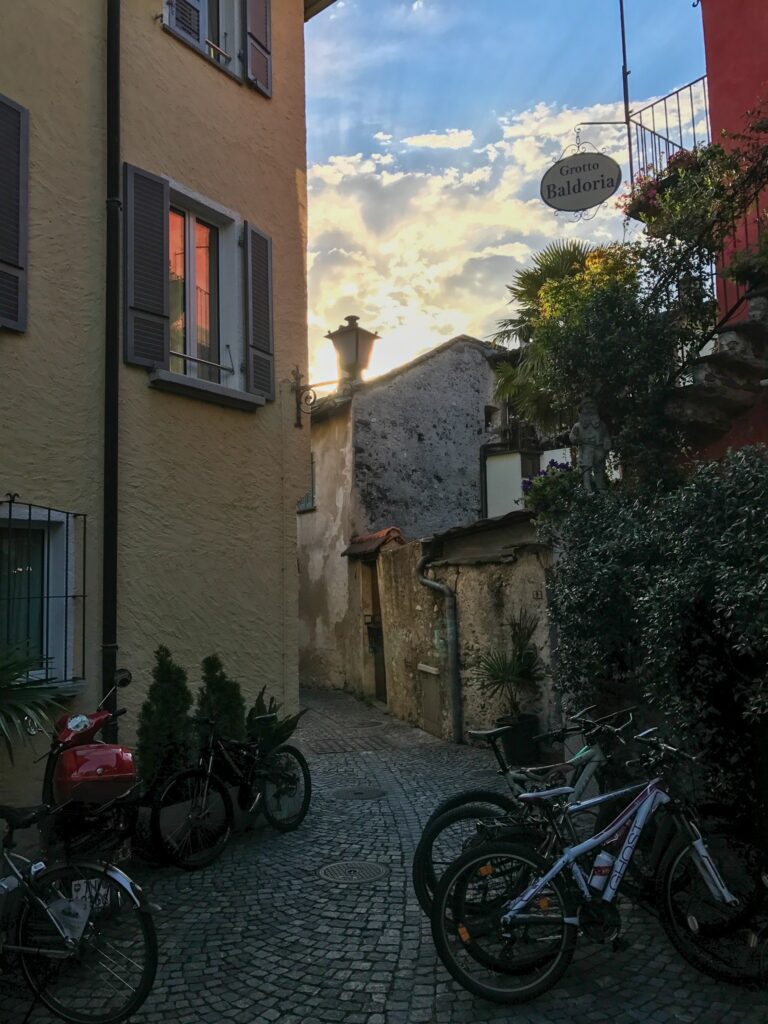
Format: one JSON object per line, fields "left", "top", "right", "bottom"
{"left": 0, "top": 804, "right": 157, "bottom": 1024}
{"left": 151, "top": 714, "right": 312, "bottom": 870}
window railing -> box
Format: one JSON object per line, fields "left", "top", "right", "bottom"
{"left": 0, "top": 494, "right": 87, "bottom": 690}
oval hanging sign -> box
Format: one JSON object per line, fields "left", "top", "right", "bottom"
{"left": 540, "top": 153, "right": 622, "bottom": 212}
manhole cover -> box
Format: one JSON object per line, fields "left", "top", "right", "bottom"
{"left": 329, "top": 786, "right": 388, "bottom": 801}
{"left": 318, "top": 860, "right": 388, "bottom": 884}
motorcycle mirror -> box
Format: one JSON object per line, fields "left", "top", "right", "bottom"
{"left": 115, "top": 669, "right": 132, "bottom": 689}
{"left": 23, "top": 715, "right": 40, "bottom": 737}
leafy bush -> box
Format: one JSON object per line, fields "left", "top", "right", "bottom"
{"left": 522, "top": 460, "right": 579, "bottom": 519}
{"left": 198, "top": 654, "right": 246, "bottom": 741}
{"left": 136, "top": 646, "right": 194, "bottom": 785}
{"left": 476, "top": 610, "right": 546, "bottom": 721}
{"left": 549, "top": 448, "right": 768, "bottom": 825}
{"left": 0, "top": 647, "right": 62, "bottom": 760}
{"left": 246, "top": 685, "right": 306, "bottom": 753}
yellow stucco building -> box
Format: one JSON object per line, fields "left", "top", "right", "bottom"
{"left": 0, "top": 0, "right": 334, "bottom": 801}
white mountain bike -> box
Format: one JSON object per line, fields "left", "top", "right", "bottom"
{"left": 430, "top": 728, "right": 767, "bottom": 1003}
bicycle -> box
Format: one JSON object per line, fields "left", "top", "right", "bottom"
{"left": 430, "top": 728, "right": 766, "bottom": 1004}
{"left": 412, "top": 707, "right": 632, "bottom": 915}
{"left": 0, "top": 803, "right": 157, "bottom": 1024}
{"left": 151, "top": 714, "right": 311, "bottom": 870}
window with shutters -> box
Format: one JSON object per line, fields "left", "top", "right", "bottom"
{"left": 124, "top": 165, "right": 275, "bottom": 409}
{"left": 162, "top": 0, "right": 272, "bottom": 95}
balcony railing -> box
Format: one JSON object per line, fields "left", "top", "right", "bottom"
{"left": 629, "top": 76, "right": 711, "bottom": 176}
{"left": 629, "top": 75, "right": 766, "bottom": 328}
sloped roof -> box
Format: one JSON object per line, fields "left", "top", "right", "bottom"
{"left": 305, "top": 0, "right": 338, "bottom": 19}
{"left": 312, "top": 335, "right": 499, "bottom": 422}
{"left": 342, "top": 528, "right": 406, "bottom": 559}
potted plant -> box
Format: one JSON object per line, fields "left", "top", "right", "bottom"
{"left": 0, "top": 646, "right": 62, "bottom": 760}
{"left": 476, "top": 609, "right": 546, "bottom": 765}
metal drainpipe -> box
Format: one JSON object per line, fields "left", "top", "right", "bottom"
{"left": 416, "top": 553, "right": 463, "bottom": 744}
{"left": 102, "top": 0, "right": 121, "bottom": 738}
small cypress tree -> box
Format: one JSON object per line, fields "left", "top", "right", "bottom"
{"left": 136, "top": 646, "right": 193, "bottom": 786}
{"left": 198, "top": 654, "right": 246, "bottom": 741}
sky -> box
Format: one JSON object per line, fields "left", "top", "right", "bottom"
{"left": 305, "top": 0, "right": 706, "bottom": 382}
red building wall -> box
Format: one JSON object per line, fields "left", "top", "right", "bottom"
{"left": 701, "top": 0, "right": 768, "bottom": 139}
{"left": 699, "top": 1, "right": 768, "bottom": 456}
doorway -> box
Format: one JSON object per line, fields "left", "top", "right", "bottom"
{"left": 365, "top": 560, "right": 387, "bottom": 703}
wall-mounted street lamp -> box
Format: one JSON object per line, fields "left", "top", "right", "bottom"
{"left": 291, "top": 315, "right": 380, "bottom": 428}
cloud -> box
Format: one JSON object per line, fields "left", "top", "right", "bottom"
{"left": 308, "top": 98, "right": 644, "bottom": 382}
{"left": 402, "top": 128, "right": 476, "bottom": 150}
{"left": 374, "top": 131, "right": 393, "bottom": 145}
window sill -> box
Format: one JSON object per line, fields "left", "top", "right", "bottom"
{"left": 161, "top": 23, "right": 244, "bottom": 86}
{"left": 148, "top": 370, "right": 264, "bottom": 411}
{"left": 296, "top": 505, "right": 317, "bottom": 515}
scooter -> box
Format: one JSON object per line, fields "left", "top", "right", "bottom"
{"left": 37, "top": 669, "right": 140, "bottom": 860}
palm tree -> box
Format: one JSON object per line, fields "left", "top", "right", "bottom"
{"left": 493, "top": 240, "right": 596, "bottom": 433}
{"left": 0, "top": 647, "right": 61, "bottom": 759}
{"left": 493, "top": 239, "right": 595, "bottom": 347}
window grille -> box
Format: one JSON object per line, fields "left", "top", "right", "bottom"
{"left": 297, "top": 454, "right": 316, "bottom": 513}
{"left": 1, "top": 494, "right": 87, "bottom": 691}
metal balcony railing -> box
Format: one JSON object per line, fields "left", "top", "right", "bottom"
{"left": 629, "top": 76, "right": 711, "bottom": 176}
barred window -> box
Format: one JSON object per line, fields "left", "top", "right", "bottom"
{"left": 0, "top": 495, "right": 86, "bottom": 688}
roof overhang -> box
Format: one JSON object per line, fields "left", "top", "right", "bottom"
{"left": 305, "top": 0, "right": 338, "bottom": 19}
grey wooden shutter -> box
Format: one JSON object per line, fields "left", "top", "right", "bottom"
{"left": 244, "top": 223, "right": 274, "bottom": 400}
{"left": 171, "top": 0, "right": 206, "bottom": 48}
{"left": 245, "top": 0, "right": 272, "bottom": 97}
{"left": 0, "top": 93, "right": 29, "bottom": 333}
{"left": 124, "top": 164, "right": 170, "bottom": 368}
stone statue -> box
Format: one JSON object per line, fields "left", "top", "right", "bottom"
{"left": 569, "top": 397, "right": 610, "bottom": 494}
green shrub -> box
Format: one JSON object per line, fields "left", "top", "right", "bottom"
{"left": 0, "top": 646, "right": 62, "bottom": 761}
{"left": 246, "top": 685, "right": 306, "bottom": 753}
{"left": 476, "top": 610, "right": 546, "bottom": 720}
{"left": 198, "top": 654, "right": 246, "bottom": 741}
{"left": 136, "top": 646, "right": 194, "bottom": 785}
{"left": 548, "top": 448, "right": 768, "bottom": 827}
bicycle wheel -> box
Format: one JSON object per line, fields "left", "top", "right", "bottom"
{"left": 17, "top": 862, "right": 157, "bottom": 1024}
{"left": 151, "top": 768, "right": 233, "bottom": 870}
{"left": 431, "top": 841, "right": 577, "bottom": 1004}
{"left": 427, "top": 788, "right": 519, "bottom": 825}
{"left": 657, "top": 830, "right": 767, "bottom": 986}
{"left": 261, "top": 744, "right": 311, "bottom": 832}
{"left": 413, "top": 804, "right": 545, "bottom": 917}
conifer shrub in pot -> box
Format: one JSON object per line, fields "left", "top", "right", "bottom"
{"left": 476, "top": 609, "right": 546, "bottom": 765}
{"left": 197, "top": 653, "right": 246, "bottom": 742}
{"left": 136, "top": 645, "right": 194, "bottom": 786}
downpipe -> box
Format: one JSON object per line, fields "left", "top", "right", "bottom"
{"left": 416, "top": 552, "right": 462, "bottom": 744}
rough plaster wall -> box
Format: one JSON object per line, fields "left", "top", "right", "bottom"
{"left": 353, "top": 344, "right": 496, "bottom": 539}
{"left": 297, "top": 412, "right": 365, "bottom": 690}
{"left": 378, "top": 544, "right": 448, "bottom": 731}
{"left": 0, "top": 1, "right": 309, "bottom": 802}
{"left": 0, "top": 0, "right": 106, "bottom": 802}
{"left": 115, "top": 0, "right": 309, "bottom": 725}
{"left": 379, "top": 544, "right": 554, "bottom": 742}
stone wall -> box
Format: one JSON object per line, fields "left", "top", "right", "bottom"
{"left": 352, "top": 340, "right": 497, "bottom": 539}
{"left": 378, "top": 527, "right": 556, "bottom": 742}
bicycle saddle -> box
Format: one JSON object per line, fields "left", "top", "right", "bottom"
{"left": 518, "top": 786, "right": 575, "bottom": 803}
{"left": 0, "top": 804, "right": 49, "bottom": 829}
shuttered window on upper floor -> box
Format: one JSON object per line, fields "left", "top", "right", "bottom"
{"left": 0, "top": 93, "right": 29, "bottom": 333}
{"left": 164, "top": 0, "right": 272, "bottom": 96}
{"left": 124, "top": 163, "right": 275, "bottom": 405}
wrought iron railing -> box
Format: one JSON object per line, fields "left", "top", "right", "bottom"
{"left": 0, "top": 494, "right": 87, "bottom": 689}
{"left": 629, "top": 75, "right": 767, "bottom": 328}
{"left": 630, "top": 76, "right": 711, "bottom": 176}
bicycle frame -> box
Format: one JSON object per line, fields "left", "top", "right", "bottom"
{"left": 500, "top": 741, "right": 606, "bottom": 809}
{"left": 501, "top": 778, "right": 738, "bottom": 927}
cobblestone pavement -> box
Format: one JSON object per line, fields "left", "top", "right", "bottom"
{"left": 4, "top": 687, "right": 768, "bottom": 1023}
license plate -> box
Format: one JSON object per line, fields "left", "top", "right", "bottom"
{"left": 71, "top": 879, "right": 111, "bottom": 910}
